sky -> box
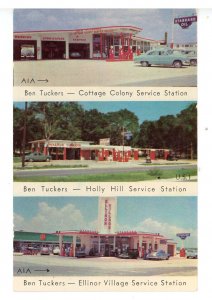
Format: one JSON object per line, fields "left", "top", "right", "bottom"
{"left": 14, "top": 196, "right": 197, "bottom": 248}
{"left": 14, "top": 101, "right": 196, "bottom": 124}
{"left": 13, "top": 9, "right": 197, "bottom": 44}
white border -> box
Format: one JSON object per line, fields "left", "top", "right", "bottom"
{"left": 1, "top": 2, "right": 212, "bottom": 300}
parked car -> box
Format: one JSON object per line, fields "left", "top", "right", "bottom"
{"left": 166, "top": 153, "right": 178, "bottom": 161}
{"left": 40, "top": 246, "right": 50, "bottom": 255}
{"left": 75, "top": 249, "right": 86, "bottom": 258}
{"left": 186, "top": 250, "right": 198, "bottom": 259}
{"left": 146, "top": 250, "right": 170, "bottom": 260}
{"left": 173, "top": 49, "right": 197, "bottom": 66}
{"left": 70, "top": 52, "right": 81, "bottom": 59}
{"left": 53, "top": 246, "right": 60, "bottom": 255}
{"left": 24, "top": 152, "right": 51, "bottom": 162}
{"left": 118, "top": 249, "right": 139, "bottom": 259}
{"left": 134, "top": 48, "right": 190, "bottom": 68}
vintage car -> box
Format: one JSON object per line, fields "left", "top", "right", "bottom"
{"left": 24, "top": 152, "right": 51, "bottom": 162}
{"left": 134, "top": 48, "right": 190, "bottom": 68}
{"left": 75, "top": 248, "right": 86, "bottom": 258}
{"left": 40, "top": 246, "right": 51, "bottom": 255}
{"left": 53, "top": 246, "right": 60, "bottom": 255}
{"left": 118, "top": 249, "right": 139, "bottom": 259}
{"left": 186, "top": 249, "right": 198, "bottom": 259}
{"left": 146, "top": 250, "right": 170, "bottom": 260}
{"left": 173, "top": 49, "right": 197, "bottom": 66}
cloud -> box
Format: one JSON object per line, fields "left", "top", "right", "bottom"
{"left": 14, "top": 202, "right": 93, "bottom": 233}
{"left": 117, "top": 217, "right": 197, "bottom": 248}
{"left": 14, "top": 213, "right": 25, "bottom": 230}
{"left": 14, "top": 9, "right": 197, "bottom": 43}
{"left": 14, "top": 204, "right": 197, "bottom": 248}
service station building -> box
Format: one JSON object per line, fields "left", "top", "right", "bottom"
{"left": 14, "top": 197, "right": 177, "bottom": 258}
{"left": 13, "top": 26, "right": 160, "bottom": 61}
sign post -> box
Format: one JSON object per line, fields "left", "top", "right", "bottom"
{"left": 176, "top": 233, "right": 191, "bottom": 257}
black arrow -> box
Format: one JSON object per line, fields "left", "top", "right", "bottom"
{"left": 37, "top": 79, "right": 49, "bottom": 83}
{"left": 34, "top": 269, "right": 50, "bottom": 272}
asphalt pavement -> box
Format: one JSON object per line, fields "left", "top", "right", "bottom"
{"left": 14, "top": 60, "right": 197, "bottom": 87}
{"left": 14, "top": 255, "right": 197, "bottom": 277}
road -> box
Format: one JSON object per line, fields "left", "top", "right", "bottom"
{"left": 14, "top": 255, "right": 197, "bottom": 277}
{"left": 14, "top": 60, "right": 197, "bottom": 87}
{"left": 14, "top": 164, "right": 197, "bottom": 178}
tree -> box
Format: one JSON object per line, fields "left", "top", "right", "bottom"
{"left": 13, "top": 106, "right": 43, "bottom": 154}
{"left": 28, "top": 102, "right": 84, "bottom": 140}
{"left": 81, "top": 109, "right": 109, "bottom": 143}
{"left": 138, "top": 103, "right": 197, "bottom": 158}
{"left": 106, "top": 109, "right": 140, "bottom": 146}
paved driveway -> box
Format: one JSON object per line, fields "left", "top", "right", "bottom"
{"left": 14, "top": 60, "right": 197, "bottom": 87}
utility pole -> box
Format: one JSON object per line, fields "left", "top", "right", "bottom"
{"left": 190, "top": 142, "right": 193, "bottom": 160}
{"left": 21, "top": 102, "right": 28, "bottom": 168}
{"left": 122, "top": 126, "right": 125, "bottom": 162}
{"left": 171, "top": 9, "right": 175, "bottom": 48}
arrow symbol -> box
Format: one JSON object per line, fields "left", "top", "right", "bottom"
{"left": 37, "top": 79, "right": 49, "bottom": 83}
{"left": 34, "top": 269, "right": 50, "bottom": 272}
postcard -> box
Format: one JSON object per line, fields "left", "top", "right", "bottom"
{"left": 12, "top": 8, "right": 198, "bottom": 292}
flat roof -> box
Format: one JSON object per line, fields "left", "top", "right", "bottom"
{"left": 14, "top": 25, "right": 142, "bottom": 35}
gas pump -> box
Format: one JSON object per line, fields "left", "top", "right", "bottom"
{"left": 128, "top": 46, "right": 133, "bottom": 60}
{"left": 109, "top": 46, "right": 114, "bottom": 60}
{"left": 118, "top": 46, "right": 124, "bottom": 60}
{"left": 137, "top": 46, "right": 141, "bottom": 56}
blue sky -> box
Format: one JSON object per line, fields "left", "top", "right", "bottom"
{"left": 14, "top": 9, "right": 197, "bottom": 43}
{"left": 14, "top": 196, "right": 197, "bottom": 247}
{"left": 14, "top": 101, "right": 196, "bottom": 124}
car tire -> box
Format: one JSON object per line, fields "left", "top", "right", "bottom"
{"left": 190, "top": 59, "right": 197, "bottom": 66}
{"left": 173, "top": 60, "right": 182, "bottom": 68}
{"left": 46, "top": 158, "right": 50, "bottom": 162}
{"left": 140, "top": 61, "right": 149, "bottom": 67}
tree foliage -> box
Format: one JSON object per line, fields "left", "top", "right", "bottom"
{"left": 13, "top": 102, "right": 197, "bottom": 157}
{"left": 138, "top": 103, "right": 197, "bottom": 156}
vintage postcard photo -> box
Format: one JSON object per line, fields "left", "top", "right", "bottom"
{"left": 13, "top": 101, "right": 197, "bottom": 183}
{"left": 12, "top": 7, "right": 198, "bottom": 294}
{"left": 13, "top": 9, "right": 197, "bottom": 87}
{"left": 14, "top": 196, "right": 197, "bottom": 291}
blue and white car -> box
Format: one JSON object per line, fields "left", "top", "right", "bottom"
{"left": 146, "top": 250, "right": 170, "bottom": 260}
{"left": 134, "top": 48, "right": 190, "bottom": 68}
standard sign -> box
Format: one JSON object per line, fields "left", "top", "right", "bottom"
{"left": 174, "top": 16, "right": 197, "bottom": 29}
{"left": 176, "top": 233, "right": 191, "bottom": 240}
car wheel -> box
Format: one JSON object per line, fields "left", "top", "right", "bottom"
{"left": 140, "top": 61, "right": 149, "bottom": 67}
{"left": 46, "top": 158, "right": 50, "bottom": 162}
{"left": 190, "top": 59, "right": 197, "bottom": 66}
{"left": 29, "top": 158, "right": 33, "bottom": 162}
{"left": 173, "top": 60, "right": 182, "bottom": 68}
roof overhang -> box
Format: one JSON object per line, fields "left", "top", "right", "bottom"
{"left": 14, "top": 26, "right": 142, "bottom": 36}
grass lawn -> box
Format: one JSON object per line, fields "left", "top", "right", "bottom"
{"left": 14, "top": 168, "right": 197, "bottom": 182}
{"left": 13, "top": 157, "right": 21, "bottom": 163}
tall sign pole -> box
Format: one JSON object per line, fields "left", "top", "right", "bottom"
{"left": 122, "top": 126, "right": 125, "bottom": 162}
{"left": 171, "top": 9, "right": 175, "bottom": 48}
{"left": 176, "top": 233, "right": 191, "bottom": 257}
{"left": 98, "top": 197, "right": 117, "bottom": 234}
